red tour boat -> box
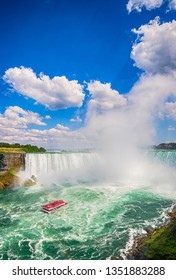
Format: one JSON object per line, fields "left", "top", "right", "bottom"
{"left": 42, "top": 200, "right": 67, "bottom": 213}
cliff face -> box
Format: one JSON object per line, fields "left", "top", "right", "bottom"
{"left": 0, "top": 153, "right": 25, "bottom": 171}
{"left": 0, "top": 153, "right": 26, "bottom": 189}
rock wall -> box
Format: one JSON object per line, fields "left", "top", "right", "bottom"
{"left": 0, "top": 153, "right": 25, "bottom": 171}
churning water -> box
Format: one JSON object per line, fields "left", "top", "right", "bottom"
{"left": 0, "top": 150, "right": 176, "bottom": 259}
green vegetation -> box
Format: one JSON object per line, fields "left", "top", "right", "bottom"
{"left": 0, "top": 142, "right": 46, "bottom": 153}
{"left": 154, "top": 143, "right": 176, "bottom": 150}
{"left": 128, "top": 212, "right": 176, "bottom": 260}
{"left": 143, "top": 216, "right": 176, "bottom": 259}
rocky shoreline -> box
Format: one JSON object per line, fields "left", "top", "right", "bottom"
{"left": 126, "top": 206, "right": 176, "bottom": 260}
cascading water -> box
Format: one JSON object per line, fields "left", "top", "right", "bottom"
{"left": 25, "top": 152, "right": 99, "bottom": 176}
{"left": 0, "top": 150, "right": 176, "bottom": 260}
{"left": 22, "top": 151, "right": 102, "bottom": 185}
{"left": 149, "top": 150, "right": 176, "bottom": 167}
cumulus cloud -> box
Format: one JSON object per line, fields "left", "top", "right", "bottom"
{"left": 165, "top": 102, "right": 176, "bottom": 119}
{"left": 87, "top": 80, "right": 127, "bottom": 115}
{"left": 45, "top": 115, "right": 51, "bottom": 119}
{"left": 127, "top": 0, "right": 176, "bottom": 12}
{"left": 55, "top": 124, "right": 70, "bottom": 131}
{"left": 168, "top": 0, "right": 176, "bottom": 10}
{"left": 0, "top": 105, "right": 91, "bottom": 149}
{"left": 70, "top": 116, "right": 82, "bottom": 123}
{"left": 3, "top": 66, "right": 85, "bottom": 110}
{"left": 0, "top": 115, "right": 89, "bottom": 149}
{"left": 131, "top": 18, "right": 176, "bottom": 74}
{"left": 168, "top": 126, "right": 176, "bottom": 131}
{"left": 127, "top": 0, "right": 163, "bottom": 13}
{"left": 0, "top": 106, "right": 46, "bottom": 129}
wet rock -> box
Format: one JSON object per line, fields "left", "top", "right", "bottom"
{"left": 126, "top": 234, "right": 148, "bottom": 260}
{"left": 145, "top": 228, "right": 155, "bottom": 235}
{"left": 172, "top": 205, "right": 176, "bottom": 212}
{"left": 168, "top": 212, "right": 176, "bottom": 219}
{"left": 23, "top": 175, "right": 36, "bottom": 187}
{"left": 110, "top": 256, "right": 122, "bottom": 260}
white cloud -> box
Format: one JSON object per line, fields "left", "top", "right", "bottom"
{"left": 0, "top": 106, "right": 89, "bottom": 149}
{"left": 56, "top": 124, "right": 70, "bottom": 131}
{"left": 168, "top": 0, "right": 176, "bottom": 10}
{"left": 127, "top": 0, "right": 163, "bottom": 13}
{"left": 70, "top": 116, "right": 82, "bottom": 123}
{"left": 131, "top": 18, "right": 176, "bottom": 74}
{"left": 165, "top": 102, "right": 176, "bottom": 119}
{"left": 45, "top": 115, "right": 51, "bottom": 119}
{"left": 127, "top": 0, "right": 176, "bottom": 12}
{"left": 0, "top": 125, "right": 89, "bottom": 150}
{"left": 168, "top": 126, "right": 176, "bottom": 131}
{"left": 3, "top": 66, "right": 85, "bottom": 110}
{"left": 87, "top": 81, "right": 127, "bottom": 114}
{"left": 0, "top": 106, "right": 46, "bottom": 129}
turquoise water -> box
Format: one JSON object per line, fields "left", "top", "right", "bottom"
{"left": 0, "top": 183, "right": 174, "bottom": 260}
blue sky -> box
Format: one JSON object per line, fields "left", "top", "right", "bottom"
{"left": 0, "top": 0, "right": 176, "bottom": 148}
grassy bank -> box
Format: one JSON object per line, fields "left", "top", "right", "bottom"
{"left": 127, "top": 211, "right": 176, "bottom": 260}
{"left": 0, "top": 147, "right": 25, "bottom": 153}
{"left": 0, "top": 142, "right": 46, "bottom": 153}
{"left": 143, "top": 213, "right": 176, "bottom": 259}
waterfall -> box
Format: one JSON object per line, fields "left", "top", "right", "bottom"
{"left": 21, "top": 150, "right": 176, "bottom": 185}
{"left": 24, "top": 150, "right": 176, "bottom": 177}
{"left": 24, "top": 151, "right": 100, "bottom": 177}
{"left": 149, "top": 150, "right": 176, "bottom": 167}
{"left": 24, "top": 150, "right": 176, "bottom": 176}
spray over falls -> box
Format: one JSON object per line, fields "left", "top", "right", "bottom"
{"left": 21, "top": 150, "right": 176, "bottom": 191}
